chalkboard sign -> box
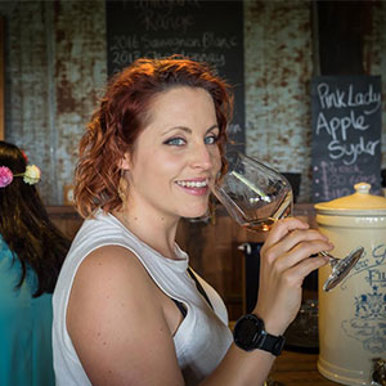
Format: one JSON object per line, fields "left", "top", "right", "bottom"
{"left": 311, "top": 76, "right": 382, "bottom": 202}
{"left": 106, "top": 0, "right": 245, "bottom": 153}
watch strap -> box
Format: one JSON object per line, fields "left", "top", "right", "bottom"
{"left": 258, "top": 330, "right": 286, "bottom": 356}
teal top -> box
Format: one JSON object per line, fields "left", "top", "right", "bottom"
{"left": 0, "top": 235, "right": 54, "bottom": 386}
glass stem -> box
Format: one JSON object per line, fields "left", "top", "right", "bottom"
{"left": 319, "top": 250, "right": 338, "bottom": 267}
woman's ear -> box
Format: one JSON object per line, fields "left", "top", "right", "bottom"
{"left": 119, "top": 152, "right": 131, "bottom": 171}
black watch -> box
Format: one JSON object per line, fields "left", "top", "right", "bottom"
{"left": 233, "top": 314, "right": 285, "bottom": 356}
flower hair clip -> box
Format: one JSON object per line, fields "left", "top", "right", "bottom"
{"left": 0, "top": 164, "right": 41, "bottom": 188}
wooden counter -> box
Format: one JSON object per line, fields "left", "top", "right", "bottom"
{"left": 268, "top": 350, "right": 339, "bottom": 385}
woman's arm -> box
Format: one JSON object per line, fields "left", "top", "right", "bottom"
{"left": 67, "top": 245, "right": 185, "bottom": 386}
{"left": 200, "top": 217, "right": 332, "bottom": 386}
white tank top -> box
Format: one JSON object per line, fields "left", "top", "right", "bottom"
{"left": 52, "top": 211, "right": 232, "bottom": 385}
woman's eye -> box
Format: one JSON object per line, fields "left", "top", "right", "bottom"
{"left": 164, "top": 137, "right": 186, "bottom": 146}
{"left": 204, "top": 135, "right": 218, "bottom": 145}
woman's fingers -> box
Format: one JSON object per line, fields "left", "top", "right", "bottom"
{"left": 272, "top": 228, "right": 330, "bottom": 256}
{"left": 268, "top": 232, "right": 333, "bottom": 271}
{"left": 261, "top": 217, "right": 334, "bottom": 268}
{"left": 283, "top": 255, "right": 329, "bottom": 288}
{"left": 260, "top": 239, "right": 331, "bottom": 290}
{"left": 262, "top": 217, "right": 310, "bottom": 249}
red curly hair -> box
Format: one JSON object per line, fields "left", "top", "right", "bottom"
{"left": 75, "top": 56, "right": 233, "bottom": 218}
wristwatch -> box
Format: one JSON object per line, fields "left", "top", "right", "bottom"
{"left": 233, "top": 314, "right": 285, "bottom": 356}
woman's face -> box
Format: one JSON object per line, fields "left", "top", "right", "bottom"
{"left": 124, "top": 86, "right": 221, "bottom": 221}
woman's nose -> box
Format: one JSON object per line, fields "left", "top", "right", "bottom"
{"left": 190, "top": 144, "right": 215, "bottom": 170}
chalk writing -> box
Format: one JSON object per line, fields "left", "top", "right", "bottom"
{"left": 131, "top": 0, "right": 201, "bottom": 33}
{"left": 315, "top": 85, "right": 380, "bottom": 165}
{"left": 327, "top": 137, "right": 380, "bottom": 166}
{"left": 312, "top": 76, "right": 382, "bottom": 202}
{"left": 140, "top": 10, "right": 195, "bottom": 33}
{"left": 109, "top": 31, "right": 238, "bottom": 72}
{"left": 133, "top": 0, "right": 200, "bottom": 11}
{"left": 317, "top": 160, "right": 378, "bottom": 200}
{"left": 317, "top": 83, "right": 381, "bottom": 114}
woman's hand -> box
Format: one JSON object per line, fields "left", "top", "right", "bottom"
{"left": 253, "top": 217, "right": 334, "bottom": 336}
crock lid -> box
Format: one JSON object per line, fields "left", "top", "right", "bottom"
{"left": 314, "top": 182, "right": 386, "bottom": 213}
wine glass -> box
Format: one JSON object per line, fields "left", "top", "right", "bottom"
{"left": 212, "top": 152, "right": 364, "bottom": 292}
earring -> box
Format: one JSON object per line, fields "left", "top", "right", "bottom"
{"left": 117, "top": 172, "right": 128, "bottom": 203}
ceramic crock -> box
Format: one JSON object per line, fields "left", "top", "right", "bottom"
{"left": 314, "top": 182, "right": 386, "bottom": 385}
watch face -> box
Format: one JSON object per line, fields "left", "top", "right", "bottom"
{"left": 234, "top": 314, "right": 263, "bottom": 351}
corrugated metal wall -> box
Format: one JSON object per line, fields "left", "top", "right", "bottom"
{"left": 244, "top": 0, "right": 313, "bottom": 201}
{"left": 0, "top": 0, "right": 106, "bottom": 204}
{"left": 1, "top": 0, "right": 385, "bottom": 204}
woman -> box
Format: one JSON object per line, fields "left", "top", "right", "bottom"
{"left": 0, "top": 141, "right": 70, "bottom": 386}
{"left": 52, "top": 57, "right": 333, "bottom": 385}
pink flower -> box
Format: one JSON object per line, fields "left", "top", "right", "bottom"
{"left": 0, "top": 166, "right": 14, "bottom": 188}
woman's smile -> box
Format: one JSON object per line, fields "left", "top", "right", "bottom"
{"left": 175, "top": 177, "right": 209, "bottom": 196}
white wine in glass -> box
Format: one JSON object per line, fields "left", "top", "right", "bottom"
{"left": 214, "top": 152, "right": 293, "bottom": 232}
{"left": 212, "top": 152, "right": 364, "bottom": 292}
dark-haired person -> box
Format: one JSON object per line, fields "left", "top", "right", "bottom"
{"left": 0, "top": 141, "right": 70, "bottom": 386}
{"left": 52, "top": 57, "right": 333, "bottom": 386}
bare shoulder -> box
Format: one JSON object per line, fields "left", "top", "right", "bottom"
{"left": 72, "top": 245, "right": 151, "bottom": 290}
{"left": 67, "top": 245, "right": 160, "bottom": 333}
{"left": 67, "top": 245, "right": 158, "bottom": 343}
{"left": 67, "top": 245, "right": 184, "bottom": 385}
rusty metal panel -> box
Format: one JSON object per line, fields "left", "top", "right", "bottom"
{"left": 1, "top": 0, "right": 106, "bottom": 204}
{"left": 53, "top": 0, "right": 107, "bottom": 205}
{"left": 244, "top": 0, "right": 313, "bottom": 202}
{"left": 2, "top": 1, "right": 54, "bottom": 202}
